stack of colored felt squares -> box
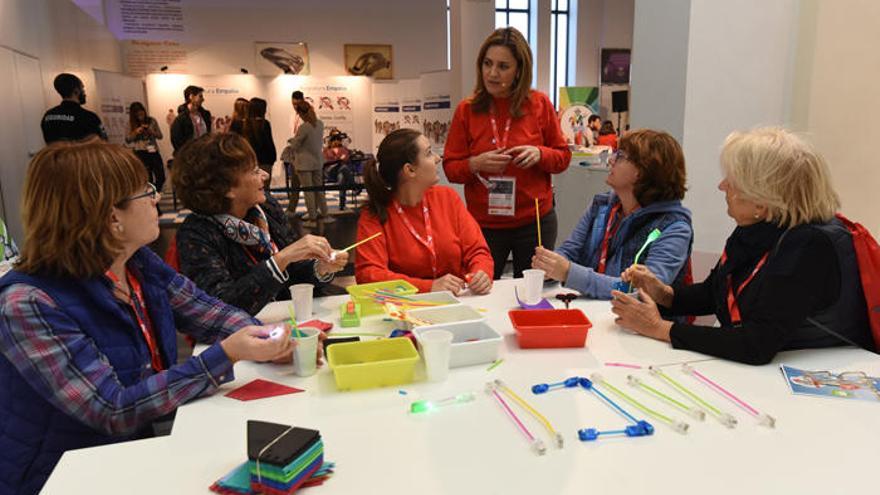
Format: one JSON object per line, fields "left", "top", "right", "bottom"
{"left": 209, "top": 420, "right": 334, "bottom": 494}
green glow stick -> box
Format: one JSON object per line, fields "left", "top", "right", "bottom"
{"left": 287, "top": 304, "right": 303, "bottom": 338}
{"left": 633, "top": 228, "right": 662, "bottom": 266}
{"left": 649, "top": 367, "right": 737, "bottom": 428}
{"left": 591, "top": 373, "right": 688, "bottom": 433}
{"left": 410, "top": 393, "right": 476, "bottom": 414}
{"left": 628, "top": 375, "right": 706, "bottom": 421}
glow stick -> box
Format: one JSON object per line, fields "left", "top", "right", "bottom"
{"left": 287, "top": 304, "right": 303, "bottom": 338}
{"left": 628, "top": 375, "right": 706, "bottom": 421}
{"left": 495, "top": 379, "right": 564, "bottom": 448}
{"left": 591, "top": 373, "right": 688, "bottom": 434}
{"left": 682, "top": 365, "right": 775, "bottom": 427}
{"left": 340, "top": 232, "right": 383, "bottom": 253}
{"left": 649, "top": 366, "right": 737, "bottom": 428}
{"left": 485, "top": 382, "right": 546, "bottom": 455}
{"left": 535, "top": 198, "right": 542, "bottom": 248}
{"left": 605, "top": 362, "right": 643, "bottom": 369}
{"left": 410, "top": 392, "right": 476, "bottom": 414}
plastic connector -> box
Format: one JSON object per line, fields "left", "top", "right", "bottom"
{"left": 688, "top": 408, "right": 707, "bottom": 421}
{"left": 718, "top": 413, "right": 738, "bottom": 429}
{"left": 626, "top": 420, "right": 654, "bottom": 437}
{"left": 670, "top": 419, "right": 689, "bottom": 434}
{"left": 484, "top": 381, "right": 499, "bottom": 395}
{"left": 531, "top": 439, "right": 547, "bottom": 455}
{"left": 578, "top": 428, "right": 600, "bottom": 441}
{"left": 578, "top": 377, "right": 593, "bottom": 390}
{"left": 531, "top": 377, "right": 581, "bottom": 394}
{"left": 531, "top": 383, "right": 550, "bottom": 394}
{"left": 758, "top": 413, "right": 776, "bottom": 428}
{"left": 627, "top": 375, "right": 642, "bottom": 386}
{"left": 554, "top": 432, "right": 564, "bottom": 449}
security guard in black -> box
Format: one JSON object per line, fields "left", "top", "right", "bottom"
{"left": 41, "top": 101, "right": 107, "bottom": 144}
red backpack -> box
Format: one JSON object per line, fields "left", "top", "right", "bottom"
{"left": 836, "top": 214, "right": 880, "bottom": 350}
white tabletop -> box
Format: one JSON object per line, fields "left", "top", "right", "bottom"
{"left": 43, "top": 279, "right": 880, "bottom": 495}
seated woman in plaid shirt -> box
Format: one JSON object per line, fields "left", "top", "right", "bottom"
{"left": 0, "top": 140, "right": 295, "bottom": 495}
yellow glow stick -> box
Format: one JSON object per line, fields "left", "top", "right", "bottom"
{"left": 535, "top": 198, "right": 542, "bottom": 248}
{"left": 340, "top": 232, "right": 383, "bottom": 253}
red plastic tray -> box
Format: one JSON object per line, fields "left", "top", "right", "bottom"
{"left": 508, "top": 309, "right": 592, "bottom": 348}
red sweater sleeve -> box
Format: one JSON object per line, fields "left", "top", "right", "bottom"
{"left": 449, "top": 189, "right": 494, "bottom": 277}
{"left": 354, "top": 208, "right": 434, "bottom": 293}
{"left": 534, "top": 93, "right": 571, "bottom": 174}
{"left": 443, "top": 101, "right": 477, "bottom": 185}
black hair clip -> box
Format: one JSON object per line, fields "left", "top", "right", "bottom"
{"left": 555, "top": 293, "right": 578, "bottom": 309}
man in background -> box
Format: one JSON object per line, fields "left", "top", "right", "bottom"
{"left": 40, "top": 73, "right": 107, "bottom": 144}
{"left": 171, "top": 85, "right": 212, "bottom": 154}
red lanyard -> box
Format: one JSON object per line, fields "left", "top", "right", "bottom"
{"left": 720, "top": 250, "right": 770, "bottom": 325}
{"left": 489, "top": 113, "right": 512, "bottom": 151}
{"left": 106, "top": 268, "right": 164, "bottom": 372}
{"left": 596, "top": 204, "right": 623, "bottom": 274}
{"left": 393, "top": 198, "right": 438, "bottom": 278}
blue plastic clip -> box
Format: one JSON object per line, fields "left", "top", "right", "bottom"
{"left": 578, "top": 421, "right": 654, "bottom": 442}
{"left": 531, "top": 377, "right": 581, "bottom": 394}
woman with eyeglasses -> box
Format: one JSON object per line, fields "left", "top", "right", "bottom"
{"left": 532, "top": 129, "right": 693, "bottom": 299}
{"left": 612, "top": 128, "right": 873, "bottom": 365}
{"left": 172, "top": 132, "right": 347, "bottom": 316}
{"left": 0, "top": 141, "right": 295, "bottom": 494}
{"left": 444, "top": 27, "right": 571, "bottom": 280}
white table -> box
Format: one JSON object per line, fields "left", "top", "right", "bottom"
{"left": 43, "top": 279, "right": 880, "bottom": 494}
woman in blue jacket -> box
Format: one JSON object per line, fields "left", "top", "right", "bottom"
{"left": 532, "top": 129, "right": 693, "bottom": 299}
{"left": 0, "top": 141, "right": 294, "bottom": 494}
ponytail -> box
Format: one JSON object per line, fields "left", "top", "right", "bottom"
{"left": 363, "top": 128, "right": 422, "bottom": 224}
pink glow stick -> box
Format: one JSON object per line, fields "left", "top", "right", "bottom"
{"left": 605, "top": 362, "right": 643, "bottom": 369}
{"left": 492, "top": 389, "right": 535, "bottom": 441}
{"left": 688, "top": 368, "right": 759, "bottom": 416}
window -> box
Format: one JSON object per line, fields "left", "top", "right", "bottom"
{"left": 549, "top": 0, "right": 571, "bottom": 107}
{"left": 495, "top": 0, "right": 531, "bottom": 44}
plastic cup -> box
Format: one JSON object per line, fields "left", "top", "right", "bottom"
{"left": 420, "top": 330, "right": 453, "bottom": 383}
{"left": 291, "top": 326, "right": 320, "bottom": 377}
{"left": 522, "top": 269, "right": 545, "bottom": 305}
{"left": 290, "top": 283, "right": 314, "bottom": 322}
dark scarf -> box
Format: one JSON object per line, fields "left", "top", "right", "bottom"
{"left": 718, "top": 221, "right": 786, "bottom": 287}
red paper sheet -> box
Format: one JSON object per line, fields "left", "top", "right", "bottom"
{"left": 225, "top": 379, "right": 304, "bottom": 401}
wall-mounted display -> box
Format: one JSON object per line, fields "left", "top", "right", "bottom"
{"left": 600, "top": 48, "right": 631, "bottom": 85}
{"left": 255, "top": 42, "right": 310, "bottom": 75}
{"left": 345, "top": 44, "right": 393, "bottom": 79}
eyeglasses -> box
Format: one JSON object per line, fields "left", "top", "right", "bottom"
{"left": 608, "top": 150, "right": 629, "bottom": 165}
{"left": 119, "top": 183, "right": 158, "bottom": 204}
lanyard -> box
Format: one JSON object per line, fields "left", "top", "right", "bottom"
{"left": 106, "top": 268, "right": 164, "bottom": 372}
{"left": 596, "top": 204, "right": 623, "bottom": 274}
{"left": 393, "top": 198, "right": 438, "bottom": 278}
{"left": 489, "top": 113, "right": 512, "bottom": 151}
{"left": 241, "top": 239, "right": 279, "bottom": 265}
{"left": 720, "top": 250, "right": 770, "bottom": 325}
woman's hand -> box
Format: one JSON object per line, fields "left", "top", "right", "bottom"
{"left": 466, "top": 270, "right": 493, "bottom": 295}
{"left": 432, "top": 274, "right": 466, "bottom": 295}
{"left": 316, "top": 250, "right": 349, "bottom": 278}
{"left": 220, "top": 324, "right": 293, "bottom": 363}
{"left": 621, "top": 265, "right": 674, "bottom": 307}
{"left": 275, "top": 235, "right": 333, "bottom": 270}
{"left": 531, "top": 247, "right": 571, "bottom": 283}
{"left": 610, "top": 290, "right": 673, "bottom": 342}
{"left": 507, "top": 145, "right": 542, "bottom": 169}
{"left": 469, "top": 149, "right": 511, "bottom": 174}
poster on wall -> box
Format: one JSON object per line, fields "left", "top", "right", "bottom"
{"left": 93, "top": 69, "right": 147, "bottom": 145}
{"left": 105, "top": 0, "right": 186, "bottom": 41}
{"left": 398, "top": 79, "right": 422, "bottom": 132}
{"left": 420, "top": 71, "right": 452, "bottom": 155}
{"left": 558, "top": 86, "right": 599, "bottom": 147}
{"left": 123, "top": 40, "right": 188, "bottom": 77}
{"left": 371, "top": 82, "right": 401, "bottom": 152}
{"left": 600, "top": 48, "right": 631, "bottom": 84}
{"left": 344, "top": 44, "right": 393, "bottom": 80}
{"left": 255, "top": 42, "right": 310, "bottom": 75}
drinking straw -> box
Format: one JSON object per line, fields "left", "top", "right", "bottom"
{"left": 487, "top": 383, "right": 546, "bottom": 455}
{"left": 535, "top": 198, "right": 542, "bottom": 248}
{"left": 496, "top": 379, "right": 564, "bottom": 447}
{"left": 340, "top": 232, "right": 383, "bottom": 253}
{"left": 287, "top": 304, "right": 303, "bottom": 338}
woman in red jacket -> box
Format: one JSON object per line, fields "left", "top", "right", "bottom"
{"left": 444, "top": 27, "right": 571, "bottom": 279}
{"left": 356, "top": 129, "right": 494, "bottom": 295}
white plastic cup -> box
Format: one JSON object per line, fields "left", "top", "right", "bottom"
{"left": 522, "top": 269, "right": 545, "bottom": 305}
{"left": 291, "top": 326, "right": 320, "bottom": 377}
{"left": 290, "top": 283, "right": 314, "bottom": 322}
{"left": 420, "top": 329, "right": 453, "bottom": 383}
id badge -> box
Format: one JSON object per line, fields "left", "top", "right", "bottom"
{"left": 487, "top": 176, "right": 516, "bottom": 216}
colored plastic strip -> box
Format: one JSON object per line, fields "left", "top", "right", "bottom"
{"left": 495, "top": 379, "right": 564, "bottom": 448}
{"left": 485, "top": 382, "right": 546, "bottom": 455}
{"left": 628, "top": 375, "right": 706, "bottom": 421}
{"left": 591, "top": 373, "right": 688, "bottom": 434}
{"left": 605, "top": 362, "right": 643, "bottom": 369}
{"left": 649, "top": 366, "right": 737, "bottom": 428}
{"left": 681, "top": 365, "right": 775, "bottom": 428}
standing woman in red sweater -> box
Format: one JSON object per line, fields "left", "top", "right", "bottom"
{"left": 444, "top": 27, "right": 572, "bottom": 279}
{"left": 356, "top": 129, "right": 494, "bottom": 295}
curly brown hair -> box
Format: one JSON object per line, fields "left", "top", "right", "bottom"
{"left": 619, "top": 129, "right": 687, "bottom": 206}
{"left": 171, "top": 133, "right": 257, "bottom": 215}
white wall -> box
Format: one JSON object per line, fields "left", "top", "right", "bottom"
{"left": 142, "top": 0, "right": 446, "bottom": 80}
{"left": 573, "top": 0, "right": 634, "bottom": 89}
{"left": 790, "top": 0, "right": 880, "bottom": 237}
